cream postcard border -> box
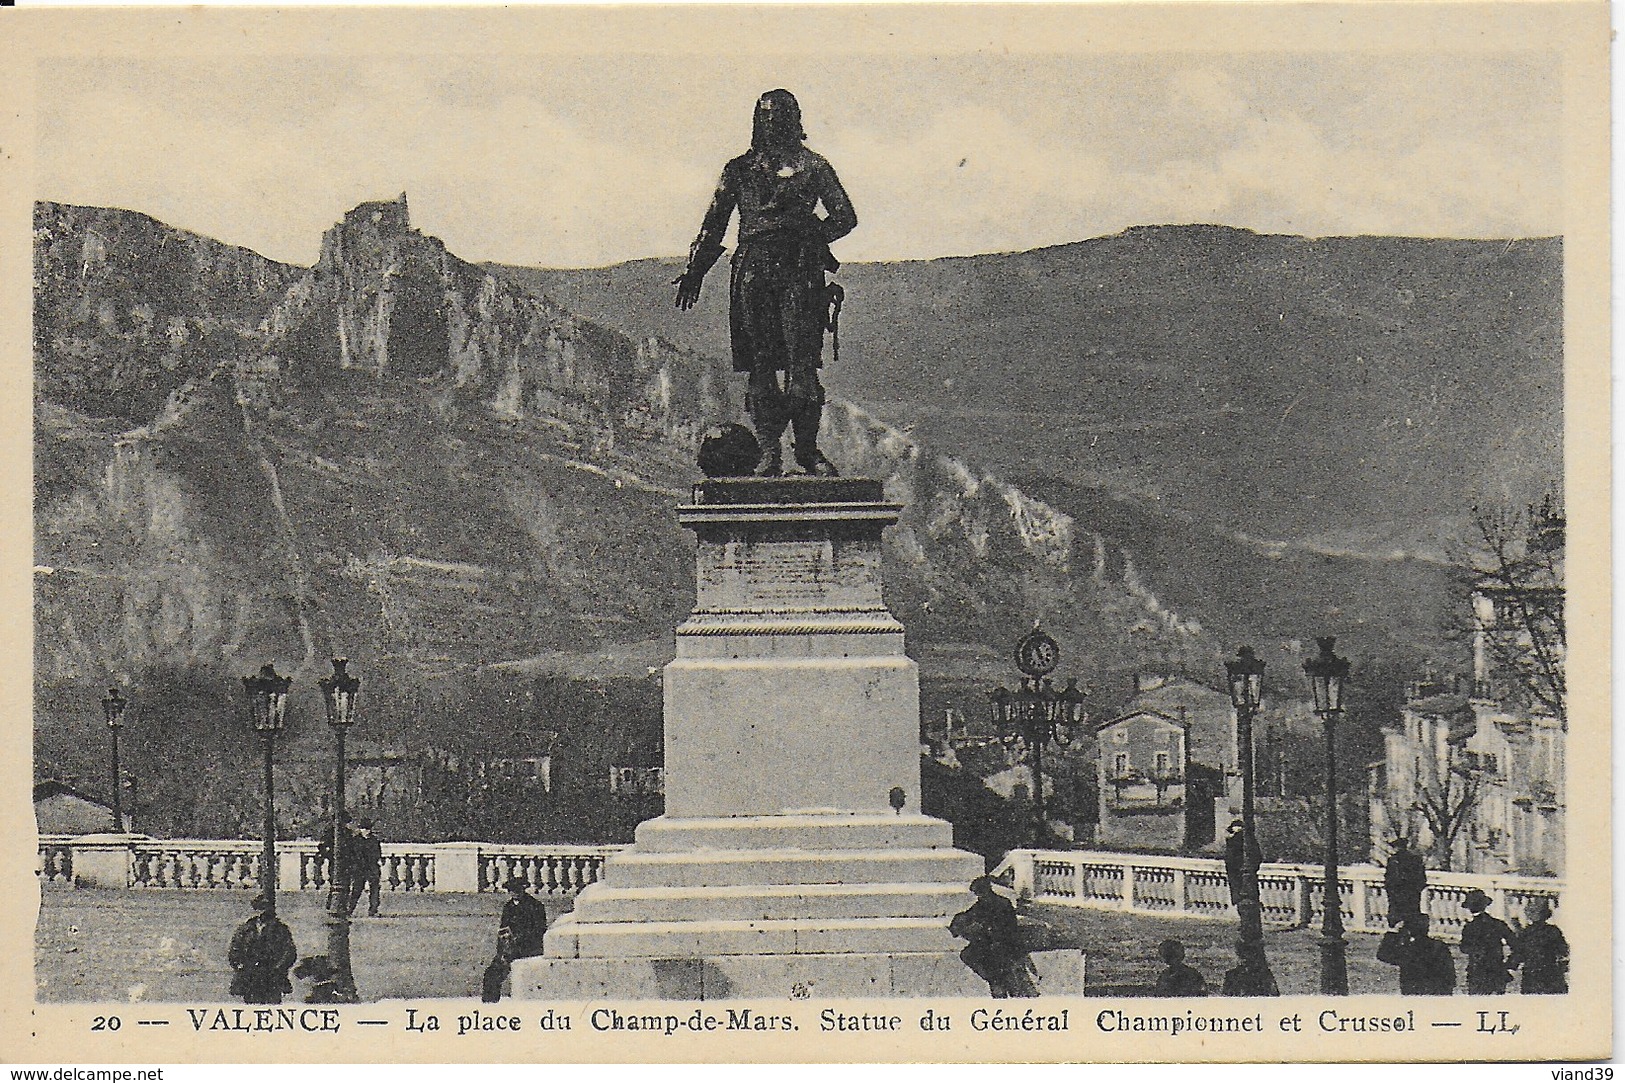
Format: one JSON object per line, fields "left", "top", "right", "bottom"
{"left": 0, "top": 2, "right": 1609, "bottom": 1063}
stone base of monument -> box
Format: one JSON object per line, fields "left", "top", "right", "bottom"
{"left": 550, "top": 814, "right": 977, "bottom": 948}
{"left": 514, "top": 477, "right": 1016, "bottom": 1000}
{"left": 511, "top": 949, "right": 989, "bottom": 1000}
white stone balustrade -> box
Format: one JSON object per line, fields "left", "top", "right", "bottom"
{"left": 995, "top": 849, "right": 1563, "bottom": 944}
{"left": 37, "top": 835, "right": 623, "bottom": 894}
{"left": 38, "top": 835, "right": 75, "bottom": 884}
{"left": 478, "top": 847, "right": 620, "bottom": 895}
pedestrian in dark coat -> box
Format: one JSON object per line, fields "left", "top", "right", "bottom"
{"left": 1223, "top": 820, "right": 1261, "bottom": 907}
{"left": 315, "top": 818, "right": 334, "bottom": 869}
{"left": 228, "top": 895, "right": 297, "bottom": 1004}
{"left": 483, "top": 876, "right": 550, "bottom": 1003}
{"left": 1153, "top": 939, "right": 1208, "bottom": 996}
{"left": 1377, "top": 913, "right": 1455, "bottom": 994}
{"left": 1222, "top": 939, "right": 1281, "bottom": 997}
{"left": 1458, "top": 888, "right": 1515, "bottom": 995}
{"left": 1514, "top": 897, "right": 1569, "bottom": 994}
{"left": 1384, "top": 837, "right": 1428, "bottom": 926}
{"left": 498, "top": 877, "right": 549, "bottom": 962}
{"left": 950, "top": 876, "right": 1038, "bottom": 998}
{"left": 346, "top": 819, "right": 383, "bottom": 917}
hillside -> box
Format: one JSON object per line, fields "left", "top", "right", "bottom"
{"left": 35, "top": 197, "right": 1229, "bottom": 838}
{"left": 38, "top": 199, "right": 1555, "bottom": 839}
{"left": 502, "top": 227, "right": 1562, "bottom": 557}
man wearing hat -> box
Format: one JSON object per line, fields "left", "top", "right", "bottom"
{"left": 484, "top": 877, "right": 549, "bottom": 1002}
{"left": 345, "top": 818, "right": 384, "bottom": 918}
{"left": 498, "top": 876, "right": 549, "bottom": 962}
{"left": 1514, "top": 897, "right": 1568, "bottom": 994}
{"left": 950, "top": 875, "right": 1038, "bottom": 998}
{"left": 1222, "top": 819, "right": 1260, "bottom": 908}
{"left": 1384, "top": 837, "right": 1428, "bottom": 927}
{"left": 1458, "top": 888, "right": 1515, "bottom": 994}
{"left": 227, "top": 895, "right": 298, "bottom": 1004}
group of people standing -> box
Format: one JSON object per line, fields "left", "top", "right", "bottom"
{"left": 225, "top": 861, "right": 558, "bottom": 1005}
{"left": 1148, "top": 888, "right": 1566, "bottom": 999}
{"left": 1375, "top": 836, "right": 1568, "bottom": 996}
{"left": 1148, "top": 834, "right": 1566, "bottom": 998}
{"left": 1377, "top": 893, "right": 1568, "bottom": 996}
{"left": 224, "top": 817, "right": 386, "bottom": 1004}
{"left": 227, "top": 826, "right": 1566, "bottom": 1003}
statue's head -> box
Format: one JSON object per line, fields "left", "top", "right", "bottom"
{"left": 752, "top": 89, "right": 806, "bottom": 153}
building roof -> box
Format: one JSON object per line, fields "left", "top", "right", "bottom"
{"left": 1122, "top": 675, "right": 1231, "bottom": 761}
{"left": 1095, "top": 708, "right": 1188, "bottom": 734}
{"left": 1128, "top": 675, "right": 1231, "bottom": 710}
{"left": 33, "top": 779, "right": 109, "bottom": 808}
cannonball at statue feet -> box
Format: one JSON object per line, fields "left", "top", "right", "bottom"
{"left": 674, "top": 89, "right": 855, "bottom": 477}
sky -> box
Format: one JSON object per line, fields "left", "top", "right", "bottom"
{"left": 36, "top": 49, "right": 1562, "bottom": 268}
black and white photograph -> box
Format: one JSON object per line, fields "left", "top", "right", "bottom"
{"left": 2, "top": 1, "right": 1610, "bottom": 1064}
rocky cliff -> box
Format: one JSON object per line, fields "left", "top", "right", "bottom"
{"left": 36, "top": 197, "right": 1208, "bottom": 835}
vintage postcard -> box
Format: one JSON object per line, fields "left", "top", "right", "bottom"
{"left": 0, "top": 1, "right": 1610, "bottom": 1065}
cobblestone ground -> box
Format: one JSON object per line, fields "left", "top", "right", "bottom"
{"left": 37, "top": 886, "right": 1406, "bottom": 1002}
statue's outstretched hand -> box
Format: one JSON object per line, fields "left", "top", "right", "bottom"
{"left": 673, "top": 272, "right": 703, "bottom": 311}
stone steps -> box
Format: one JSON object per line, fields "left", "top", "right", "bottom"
{"left": 598, "top": 846, "right": 984, "bottom": 889}
{"left": 513, "top": 950, "right": 992, "bottom": 998}
{"left": 545, "top": 913, "right": 963, "bottom": 959}
{"left": 632, "top": 813, "right": 955, "bottom": 853}
{"left": 567, "top": 880, "right": 971, "bottom": 924}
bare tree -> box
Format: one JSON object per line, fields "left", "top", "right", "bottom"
{"left": 1410, "top": 743, "right": 1484, "bottom": 872}
{"left": 1467, "top": 494, "right": 1565, "bottom": 725}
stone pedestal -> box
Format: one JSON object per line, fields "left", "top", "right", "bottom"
{"left": 515, "top": 478, "right": 987, "bottom": 999}
{"left": 69, "top": 833, "right": 138, "bottom": 888}
{"left": 432, "top": 842, "right": 484, "bottom": 892}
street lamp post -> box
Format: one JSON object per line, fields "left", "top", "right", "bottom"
{"left": 1303, "top": 636, "right": 1351, "bottom": 996}
{"left": 990, "top": 626, "right": 1089, "bottom": 847}
{"left": 101, "top": 688, "right": 128, "bottom": 832}
{"left": 1223, "top": 646, "right": 1276, "bottom": 988}
{"left": 318, "top": 657, "right": 362, "bottom": 1002}
{"left": 243, "top": 663, "right": 291, "bottom": 915}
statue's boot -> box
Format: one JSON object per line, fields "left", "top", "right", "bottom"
{"left": 797, "top": 451, "right": 840, "bottom": 476}
{"left": 756, "top": 443, "right": 784, "bottom": 477}
{"left": 788, "top": 387, "right": 835, "bottom": 475}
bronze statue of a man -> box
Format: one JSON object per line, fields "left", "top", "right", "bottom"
{"left": 674, "top": 89, "right": 856, "bottom": 477}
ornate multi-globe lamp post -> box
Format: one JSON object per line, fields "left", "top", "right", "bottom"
{"left": 101, "top": 687, "right": 128, "bottom": 832}
{"left": 989, "top": 626, "right": 1089, "bottom": 847}
{"left": 1303, "top": 636, "right": 1351, "bottom": 995}
{"left": 319, "top": 657, "right": 362, "bottom": 1002}
{"left": 1224, "top": 645, "right": 1276, "bottom": 988}
{"left": 242, "top": 663, "right": 291, "bottom": 914}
